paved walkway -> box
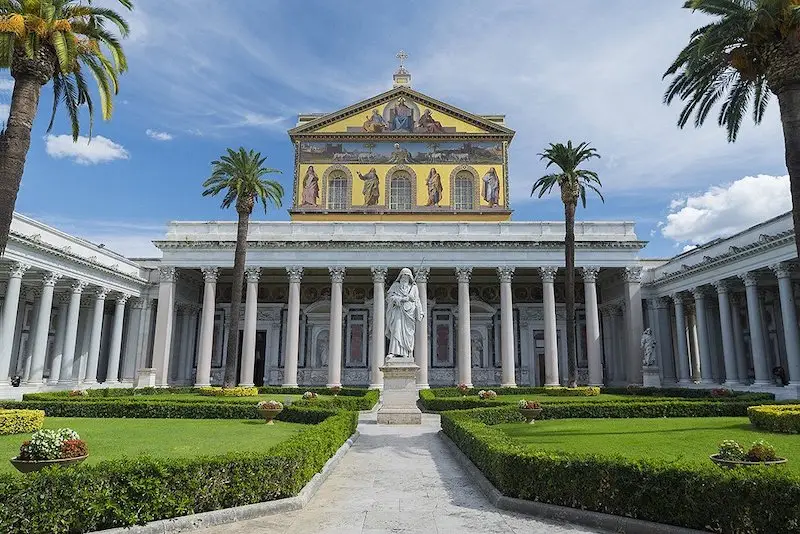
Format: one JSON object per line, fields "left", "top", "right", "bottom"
{"left": 197, "top": 412, "right": 601, "bottom": 534}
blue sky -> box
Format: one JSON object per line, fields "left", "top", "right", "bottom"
{"left": 0, "top": 0, "right": 790, "bottom": 258}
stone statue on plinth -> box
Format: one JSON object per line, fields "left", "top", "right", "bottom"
{"left": 640, "top": 328, "right": 661, "bottom": 387}
{"left": 377, "top": 267, "right": 424, "bottom": 424}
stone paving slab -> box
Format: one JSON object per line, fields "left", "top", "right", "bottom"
{"left": 195, "top": 412, "right": 603, "bottom": 534}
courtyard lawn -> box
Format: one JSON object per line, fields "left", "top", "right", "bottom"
{"left": 0, "top": 417, "right": 306, "bottom": 475}
{"left": 498, "top": 417, "right": 800, "bottom": 473}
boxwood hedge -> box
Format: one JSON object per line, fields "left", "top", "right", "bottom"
{"left": 442, "top": 407, "right": 800, "bottom": 533}
{"left": 0, "top": 409, "right": 45, "bottom": 435}
{"left": 748, "top": 404, "right": 800, "bottom": 434}
{"left": 0, "top": 408, "right": 357, "bottom": 534}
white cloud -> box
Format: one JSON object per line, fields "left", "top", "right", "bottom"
{"left": 0, "top": 79, "right": 13, "bottom": 92}
{"left": 44, "top": 135, "right": 130, "bottom": 165}
{"left": 145, "top": 129, "right": 173, "bottom": 141}
{"left": 661, "top": 174, "right": 791, "bottom": 245}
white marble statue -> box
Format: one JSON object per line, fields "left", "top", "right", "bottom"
{"left": 641, "top": 328, "right": 657, "bottom": 367}
{"left": 385, "top": 268, "right": 424, "bottom": 359}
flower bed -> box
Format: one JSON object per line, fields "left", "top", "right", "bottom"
{"left": 0, "top": 409, "right": 44, "bottom": 436}
{"left": 198, "top": 386, "right": 259, "bottom": 397}
{"left": 748, "top": 404, "right": 800, "bottom": 434}
{"left": 441, "top": 406, "right": 800, "bottom": 533}
{"left": 0, "top": 409, "right": 358, "bottom": 534}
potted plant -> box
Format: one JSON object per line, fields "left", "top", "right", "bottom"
{"left": 478, "top": 390, "right": 497, "bottom": 400}
{"left": 68, "top": 389, "right": 88, "bottom": 398}
{"left": 10, "top": 428, "right": 88, "bottom": 473}
{"left": 302, "top": 391, "right": 318, "bottom": 400}
{"left": 329, "top": 385, "right": 342, "bottom": 397}
{"left": 256, "top": 400, "right": 283, "bottom": 425}
{"left": 710, "top": 439, "right": 788, "bottom": 468}
{"left": 518, "top": 399, "right": 543, "bottom": 424}
{"left": 457, "top": 383, "right": 470, "bottom": 397}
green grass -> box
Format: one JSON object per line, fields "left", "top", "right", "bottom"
{"left": 0, "top": 417, "right": 305, "bottom": 475}
{"left": 498, "top": 417, "right": 800, "bottom": 473}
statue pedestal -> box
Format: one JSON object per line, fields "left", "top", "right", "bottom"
{"left": 377, "top": 357, "right": 421, "bottom": 425}
{"left": 642, "top": 366, "right": 661, "bottom": 388}
{"left": 135, "top": 368, "right": 157, "bottom": 389}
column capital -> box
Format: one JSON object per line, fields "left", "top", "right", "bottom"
{"left": 201, "top": 267, "right": 220, "bottom": 283}
{"left": 581, "top": 266, "right": 600, "bottom": 283}
{"left": 690, "top": 286, "right": 707, "bottom": 300}
{"left": 771, "top": 262, "right": 795, "bottom": 280}
{"left": 286, "top": 266, "right": 304, "bottom": 283}
{"left": 70, "top": 280, "right": 89, "bottom": 294}
{"left": 739, "top": 271, "right": 759, "bottom": 287}
{"left": 497, "top": 266, "right": 515, "bottom": 283}
{"left": 668, "top": 292, "right": 686, "bottom": 306}
{"left": 414, "top": 266, "right": 430, "bottom": 283}
{"left": 455, "top": 267, "right": 472, "bottom": 283}
{"left": 56, "top": 292, "right": 72, "bottom": 305}
{"left": 645, "top": 298, "right": 661, "bottom": 311}
{"left": 329, "top": 266, "right": 346, "bottom": 283}
{"left": 94, "top": 287, "right": 110, "bottom": 300}
{"left": 8, "top": 261, "right": 31, "bottom": 278}
{"left": 655, "top": 296, "right": 670, "bottom": 309}
{"left": 623, "top": 265, "right": 643, "bottom": 283}
{"left": 539, "top": 266, "right": 558, "bottom": 283}
{"left": 245, "top": 266, "right": 262, "bottom": 283}
{"left": 115, "top": 293, "right": 130, "bottom": 306}
{"left": 158, "top": 266, "right": 177, "bottom": 283}
{"left": 42, "top": 272, "right": 62, "bottom": 287}
{"left": 370, "top": 266, "right": 388, "bottom": 283}
{"left": 713, "top": 279, "right": 732, "bottom": 294}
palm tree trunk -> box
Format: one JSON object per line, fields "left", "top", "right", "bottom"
{"left": 223, "top": 209, "right": 250, "bottom": 388}
{"left": 564, "top": 201, "right": 577, "bottom": 388}
{"left": 776, "top": 86, "right": 800, "bottom": 259}
{"left": 0, "top": 76, "right": 44, "bottom": 254}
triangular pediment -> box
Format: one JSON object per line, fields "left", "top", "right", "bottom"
{"left": 289, "top": 87, "right": 514, "bottom": 137}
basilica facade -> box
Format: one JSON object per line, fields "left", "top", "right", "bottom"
{"left": 0, "top": 67, "right": 797, "bottom": 398}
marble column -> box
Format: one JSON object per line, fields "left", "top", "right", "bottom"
{"left": 498, "top": 266, "right": 517, "bottom": 387}
{"left": 151, "top": 267, "right": 177, "bottom": 387}
{"left": 713, "top": 280, "right": 740, "bottom": 386}
{"left": 75, "top": 301, "right": 92, "bottom": 382}
{"left": 21, "top": 291, "right": 40, "bottom": 381}
{"left": 282, "top": 267, "right": 302, "bottom": 388}
{"left": 27, "top": 272, "right": 62, "bottom": 384}
{"left": 611, "top": 304, "right": 626, "bottom": 383}
{"left": 455, "top": 267, "right": 473, "bottom": 387}
{"left": 740, "top": 272, "right": 771, "bottom": 385}
{"left": 239, "top": 267, "right": 261, "bottom": 387}
{"left": 600, "top": 306, "right": 614, "bottom": 383}
{"left": 175, "top": 306, "right": 192, "bottom": 384}
{"left": 195, "top": 267, "right": 219, "bottom": 387}
{"left": 83, "top": 287, "right": 108, "bottom": 385}
{"left": 623, "top": 266, "right": 645, "bottom": 384}
{"left": 414, "top": 267, "right": 430, "bottom": 389}
{"left": 48, "top": 295, "right": 70, "bottom": 384}
{"left": 104, "top": 294, "right": 128, "bottom": 384}
{"left": 730, "top": 293, "right": 750, "bottom": 384}
{"left": 121, "top": 297, "right": 144, "bottom": 384}
{"left": 327, "top": 267, "right": 345, "bottom": 388}
{"left": 0, "top": 262, "right": 30, "bottom": 384}
{"left": 772, "top": 263, "right": 800, "bottom": 384}
{"left": 369, "top": 267, "right": 388, "bottom": 389}
{"left": 581, "top": 267, "right": 602, "bottom": 386}
{"left": 656, "top": 297, "right": 676, "bottom": 383}
{"left": 540, "top": 266, "right": 560, "bottom": 386}
{"left": 691, "top": 287, "right": 714, "bottom": 384}
{"left": 671, "top": 294, "right": 692, "bottom": 385}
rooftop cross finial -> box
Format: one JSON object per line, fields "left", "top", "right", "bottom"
{"left": 396, "top": 50, "right": 408, "bottom": 69}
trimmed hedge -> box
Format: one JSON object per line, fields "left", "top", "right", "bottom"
{"left": 442, "top": 408, "right": 800, "bottom": 533}
{"left": 748, "top": 404, "right": 800, "bottom": 434}
{"left": 429, "top": 386, "right": 600, "bottom": 398}
{"left": 0, "top": 409, "right": 357, "bottom": 534}
{"left": 0, "top": 409, "right": 45, "bottom": 435}
{"left": 292, "top": 389, "right": 379, "bottom": 411}
{"left": 198, "top": 386, "right": 259, "bottom": 397}
{"left": 23, "top": 386, "right": 373, "bottom": 402}
{"left": 601, "top": 386, "right": 775, "bottom": 401}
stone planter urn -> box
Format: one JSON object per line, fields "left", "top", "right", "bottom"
{"left": 258, "top": 407, "right": 283, "bottom": 425}
{"left": 710, "top": 454, "right": 788, "bottom": 468}
{"left": 519, "top": 408, "right": 543, "bottom": 424}
{"left": 10, "top": 455, "right": 88, "bottom": 474}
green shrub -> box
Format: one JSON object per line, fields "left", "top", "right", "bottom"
{"left": 0, "top": 410, "right": 357, "bottom": 534}
{"left": 198, "top": 386, "right": 259, "bottom": 397}
{"left": 717, "top": 440, "right": 746, "bottom": 461}
{"left": 0, "top": 409, "right": 44, "bottom": 435}
{"left": 601, "top": 386, "right": 775, "bottom": 401}
{"left": 748, "top": 404, "right": 800, "bottom": 434}
{"left": 441, "top": 409, "right": 800, "bottom": 533}
{"left": 746, "top": 440, "right": 778, "bottom": 462}
{"left": 294, "top": 389, "right": 379, "bottom": 411}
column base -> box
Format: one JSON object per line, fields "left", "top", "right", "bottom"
{"left": 699, "top": 379, "right": 716, "bottom": 385}
{"left": 326, "top": 383, "right": 342, "bottom": 388}
{"left": 722, "top": 381, "right": 744, "bottom": 388}
{"left": 544, "top": 381, "right": 560, "bottom": 387}
{"left": 677, "top": 379, "right": 693, "bottom": 386}
{"left": 83, "top": 380, "right": 98, "bottom": 386}
{"left": 752, "top": 379, "right": 773, "bottom": 387}
{"left": 238, "top": 383, "right": 255, "bottom": 388}
{"left": 416, "top": 383, "right": 430, "bottom": 390}
{"left": 194, "top": 382, "right": 211, "bottom": 388}
{"left": 105, "top": 380, "right": 120, "bottom": 386}
{"left": 369, "top": 383, "right": 384, "bottom": 390}
{"left": 500, "top": 383, "right": 517, "bottom": 388}
{"left": 281, "top": 383, "right": 299, "bottom": 388}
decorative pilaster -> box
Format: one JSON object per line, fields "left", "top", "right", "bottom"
{"left": 671, "top": 293, "right": 692, "bottom": 385}
{"left": 240, "top": 267, "right": 261, "bottom": 387}
{"left": 195, "top": 267, "right": 219, "bottom": 387}
{"left": 691, "top": 287, "right": 714, "bottom": 384}
{"left": 581, "top": 267, "right": 602, "bottom": 386}
{"left": 27, "top": 272, "right": 62, "bottom": 384}
{"left": 83, "top": 287, "right": 109, "bottom": 384}
{"left": 740, "top": 272, "right": 770, "bottom": 385}
{"left": 772, "top": 263, "right": 800, "bottom": 384}
{"left": 623, "top": 266, "right": 644, "bottom": 385}
{"left": 498, "top": 266, "right": 516, "bottom": 387}
{"left": 713, "top": 280, "right": 741, "bottom": 386}
{"left": 282, "top": 266, "right": 303, "bottom": 388}
{"left": 0, "top": 262, "right": 30, "bottom": 385}
{"left": 540, "top": 266, "right": 559, "bottom": 386}
{"left": 370, "top": 267, "right": 388, "bottom": 389}
{"left": 327, "top": 267, "right": 346, "bottom": 387}
{"left": 414, "top": 267, "right": 430, "bottom": 389}
{"left": 455, "top": 267, "right": 473, "bottom": 387}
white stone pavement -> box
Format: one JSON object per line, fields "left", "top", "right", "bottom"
{"left": 196, "top": 412, "right": 602, "bottom": 534}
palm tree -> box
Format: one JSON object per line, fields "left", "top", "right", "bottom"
{"left": 532, "top": 141, "right": 603, "bottom": 388}
{"left": 202, "top": 147, "right": 283, "bottom": 388}
{"left": 0, "top": 0, "right": 131, "bottom": 254}
{"left": 664, "top": 0, "right": 800, "bottom": 258}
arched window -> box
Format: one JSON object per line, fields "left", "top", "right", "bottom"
{"left": 389, "top": 172, "right": 413, "bottom": 210}
{"left": 453, "top": 170, "right": 475, "bottom": 210}
{"left": 327, "top": 172, "right": 348, "bottom": 210}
